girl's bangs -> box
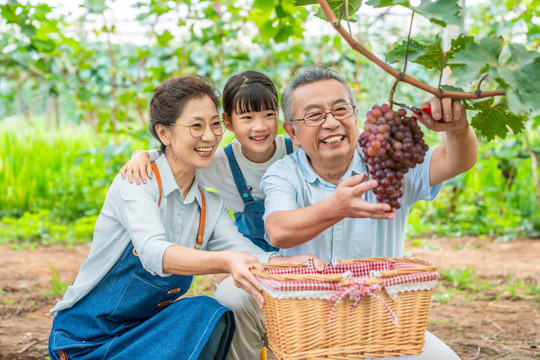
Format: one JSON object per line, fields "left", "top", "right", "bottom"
{"left": 234, "top": 83, "right": 278, "bottom": 115}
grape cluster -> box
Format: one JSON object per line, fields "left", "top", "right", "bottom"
{"left": 358, "top": 104, "right": 429, "bottom": 209}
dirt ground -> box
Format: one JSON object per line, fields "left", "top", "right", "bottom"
{"left": 0, "top": 237, "right": 538, "bottom": 360}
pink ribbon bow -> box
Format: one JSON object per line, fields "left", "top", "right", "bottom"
{"left": 327, "top": 283, "right": 398, "bottom": 326}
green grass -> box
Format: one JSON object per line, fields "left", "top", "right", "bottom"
{"left": 0, "top": 118, "right": 109, "bottom": 219}
{"left": 433, "top": 267, "right": 540, "bottom": 304}
{"left": 0, "top": 116, "right": 156, "bottom": 247}
{"left": 407, "top": 144, "right": 540, "bottom": 239}
{"left": 48, "top": 265, "right": 71, "bottom": 297}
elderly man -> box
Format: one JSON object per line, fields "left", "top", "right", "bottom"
{"left": 215, "top": 66, "right": 477, "bottom": 360}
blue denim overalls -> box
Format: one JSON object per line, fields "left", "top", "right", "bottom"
{"left": 223, "top": 137, "right": 293, "bottom": 252}
{"left": 48, "top": 164, "right": 235, "bottom": 360}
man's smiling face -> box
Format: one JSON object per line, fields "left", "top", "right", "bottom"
{"left": 286, "top": 79, "right": 359, "bottom": 175}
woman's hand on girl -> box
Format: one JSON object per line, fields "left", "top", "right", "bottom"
{"left": 120, "top": 151, "right": 153, "bottom": 184}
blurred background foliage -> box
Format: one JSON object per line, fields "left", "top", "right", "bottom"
{"left": 0, "top": 0, "right": 538, "bottom": 247}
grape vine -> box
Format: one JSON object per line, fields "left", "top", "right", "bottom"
{"left": 297, "top": 0, "right": 539, "bottom": 141}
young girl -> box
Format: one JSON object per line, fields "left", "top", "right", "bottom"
{"left": 122, "top": 71, "right": 294, "bottom": 252}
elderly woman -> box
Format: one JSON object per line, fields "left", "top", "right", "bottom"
{"left": 48, "top": 76, "right": 283, "bottom": 360}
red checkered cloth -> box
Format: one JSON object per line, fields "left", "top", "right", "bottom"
{"left": 257, "top": 259, "right": 439, "bottom": 326}
{"left": 259, "top": 260, "right": 439, "bottom": 291}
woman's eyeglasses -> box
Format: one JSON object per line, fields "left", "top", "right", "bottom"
{"left": 170, "top": 119, "right": 226, "bottom": 138}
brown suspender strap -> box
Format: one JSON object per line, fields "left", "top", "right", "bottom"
{"left": 151, "top": 162, "right": 205, "bottom": 249}
{"left": 196, "top": 187, "right": 206, "bottom": 249}
{"left": 151, "top": 163, "right": 162, "bottom": 207}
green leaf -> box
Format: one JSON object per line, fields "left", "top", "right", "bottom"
{"left": 313, "top": 0, "right": 363, "bottom": 21}
{"left": 254, "top": 0, "right": 277, "bottom": 10}
{"left": 495, "top": 44, "right": 540, "bottom": 114}
{"left": 32, "top": 37, "right": 56, "bottom": 53}
{"left": 448, "top": 36, "right": 504, "bottom": 86}
{"left": 412, "top": 38, "right": 444, "bottom": 70}
{"left": 366, "top": 0, "right": 461, "bottom": 26}
{"left": 440, "top": 85, "right": 464, "bottom": 92}
{"left": 157, "top": 30, "right": 173, "bottom": 47}
{"left": 386, "top": 37, "right": 452, "bottom": 70}
{"left": 448, "top": 34, "right": 475, "bottom": 58}
{"left": 384, "top": 39, "right": 426, "bottom": 64}
{"left": 275, "top": 25, "right": 294, "bottom": 43}
{"left": 294, "top": 0, "right": 318, "bottom": 5}
{"left": 259, "top": 19, "right": 279, "bottom": 41}
{"left": 470, "top": 99, "right": 526, "bottom": 140}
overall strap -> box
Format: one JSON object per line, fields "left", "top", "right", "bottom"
{"left": 196, "top": 187, "right": 206, "bottom": 249}
{"left": 151, "top": 163, "right": 163, "bottom": 206}
{"left": 224, "top": 143, "right": 253, "bottom": 203}
{"left": 151, "top": 162, "right": 205, "bottom": 249}
{"left": 284, "top": 136, "right": 294, "bottom": 154}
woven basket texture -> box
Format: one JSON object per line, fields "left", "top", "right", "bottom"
{"left": 256, "top": 257, "right": 437, "bottom": 360}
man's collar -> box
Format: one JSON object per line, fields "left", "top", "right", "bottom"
{"left": 297, "top": 148, "right": 367, "bottom": 184}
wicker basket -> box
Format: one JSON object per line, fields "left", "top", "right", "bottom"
{"left": 252, "top": 257, "right": 439, "bottom": 360}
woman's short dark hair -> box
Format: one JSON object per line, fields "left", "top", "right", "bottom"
{"left": 222, "top": 71, "right": 278, "bottom": 118}
{"left": 149, "top": 76, "right": 220, "bottom": 151}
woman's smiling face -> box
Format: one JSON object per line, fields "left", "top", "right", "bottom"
{"left": 161, "top": 95, "right": 223, "bottom": 173}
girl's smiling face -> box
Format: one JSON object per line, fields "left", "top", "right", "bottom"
{"left": 224, "top": 107, "right": 279, "bottom": 164}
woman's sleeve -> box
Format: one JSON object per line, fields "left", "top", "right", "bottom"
{"left": 110, "top": 176, "right": 173, "bottom": 276}
{"left": 131, "top": 149, "right": 162, "bottom": 162}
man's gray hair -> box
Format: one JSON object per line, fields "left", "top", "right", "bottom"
{"left": 281, "top": 66, "right": 357, "bottom": 127}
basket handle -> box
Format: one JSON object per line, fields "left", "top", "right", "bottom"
{"left": 251, "top": 269, "right": 386, "bottom": 286}
{"left": 340, "top": 257, "right": 435, "bottom": 267}
{"left": 252, "top": 268, "right": 345, "bottom": 282}
{"left": 378, "top": 267, "right": 437, "bottom": 277}
{"left": 262, "top": 261, "right": 307, "bottom": 269}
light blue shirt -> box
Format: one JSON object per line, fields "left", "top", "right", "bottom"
{"left": 52, "top": 154, "right": 276, "bottom": 313}
{"left": 261, "top": 147, "right": 441, "bottom": 264}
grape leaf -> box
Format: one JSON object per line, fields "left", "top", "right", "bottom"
{"left": 469, "top": 99, "right": 526, "bottom": 140}
{"left": 156, "top": 31, "right": 173, "bottom": 47}
{"left": 253, "top": 0, "right": 276, "bottom": 10}
{"left": 448, "top": 36, "right": 504, "bottom": 86}
{"left": 293, "top": 0, "right": 363, "bottom": 18}
{"left": 366, "top": 0, "right": 461, "bottom": 26}
{"left": 495, "top": 44, "right": 540, "bottom": 115}
{"left": 448, "top": 34, "right": 475, "bottom": 56}
{"left": 384, "top": 39, "right": 426, "bottom": 64}
{"left": 385, "top": 35, "right": 474, "bottom": 70}
{"left": 440, "top": 85, "right": 464, "bottom": 92}
{"left": 411, "top": 38, "right": 444, "bottom": 70}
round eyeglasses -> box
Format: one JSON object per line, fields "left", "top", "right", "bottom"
{"left": 293, "top": 103, "right": 356, "bottom": 127}
{"left": 170, "top": 119, "right": 226, "bottom": 138}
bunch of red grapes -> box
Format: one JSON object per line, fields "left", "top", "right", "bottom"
{"left": 358, "top": 104, "right": 429, "bottom": 209}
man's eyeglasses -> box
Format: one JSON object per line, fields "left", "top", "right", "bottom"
{"left": 170, "top": 119, "right": 226, "bottom": 138}
{"left": 293, "top": 103, "right": 356, "bottom": 127}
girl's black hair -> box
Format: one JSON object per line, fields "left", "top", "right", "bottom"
{"left": 222, "top": 71, "right": 278, "bottom": 117}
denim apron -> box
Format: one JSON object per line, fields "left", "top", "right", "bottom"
{"left": 224, "top": 137, "right": 293, "bottom": 252}
{"left": 49, "top": 165, "right": 235, "bottom": 360}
